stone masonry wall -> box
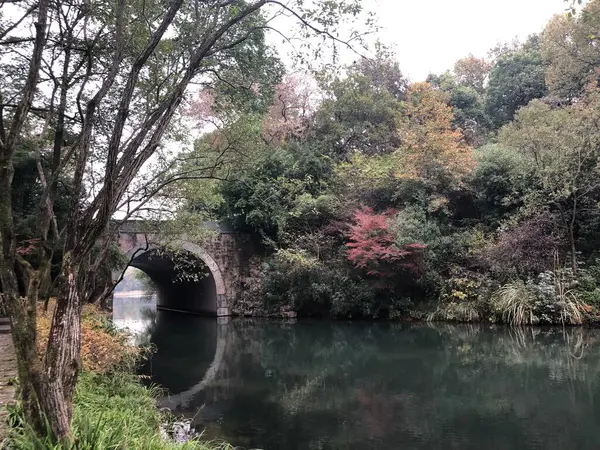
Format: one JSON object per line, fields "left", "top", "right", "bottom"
{"left": 116, "top": 229, "right": 255, "bottom": 315}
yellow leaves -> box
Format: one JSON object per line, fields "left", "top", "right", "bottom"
{"left": 399, "top": 82, "right": 475, "bottom": 182}
{"left": 452, "top": 290, "right": 468, "bottom": 300}
{"left": 37, "top": 300, "right": 140, "bottom": 373}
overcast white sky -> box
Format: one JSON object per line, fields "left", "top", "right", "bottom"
{"left": 370, "top": 0, "right": 568, "bottom": 80}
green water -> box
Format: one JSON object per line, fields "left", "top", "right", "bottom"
{"left": 114, "top": 297, "right": 600, "bottom": 450}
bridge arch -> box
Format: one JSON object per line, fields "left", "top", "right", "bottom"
{"left": 118, "top": 238, "right": 231, "bottom": 316}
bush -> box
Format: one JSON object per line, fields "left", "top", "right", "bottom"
{"left": 261, "top": 248, "right": 402, "bottom": 319}
{"left": 492, "top": 268, "right": 588, "bottom": 325}
{"left": 477, "top": 213, "right": 561, "bottom": 281}
{"left": 576, "top": 259, "right": 600, "bottom": 307}
{"left": 36, "top": 301, "right": 143, "bottom": 373}
{"left": 468, "top": 144, "right": 531, "bottom": 228}
{"left": 395, "top": 206, "right": 473, "bottom": 293}
{"left": 427, "top": 269, "right": 495, "bottom": 323}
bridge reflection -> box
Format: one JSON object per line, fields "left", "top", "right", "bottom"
{"left": 112, "top": 293, "right": 230, "bottom": 409}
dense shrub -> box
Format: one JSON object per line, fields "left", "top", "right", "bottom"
{"left": 468, "top": 145, "right": 531, "bottom": 228}
{"left": 577, "top": 259, "right": 600, "bottom": 307}
{"left": 477, "top": 213, "right": 561, "bottom": 281}
{"left": 492, "top": 269, "right": 588, "bottom": 325}
{"left": 261, "top": 249, "right": 374, "bottom": 318}
{"left": 260, "top": 248, "right": 413, "bottom": 319}
{"left": 427, "top": 269, "right": 496, "bottom": 323}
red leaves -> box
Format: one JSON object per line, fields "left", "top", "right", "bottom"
{"left": 346, "top": 207, "right": 426, "bottom": 277}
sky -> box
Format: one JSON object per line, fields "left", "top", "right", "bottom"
{"left": 371, "top": 0, "right": 568, "bottom": 80}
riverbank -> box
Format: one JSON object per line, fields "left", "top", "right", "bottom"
{"left": 1, "top": 303, "right": 232, "bottom": 449}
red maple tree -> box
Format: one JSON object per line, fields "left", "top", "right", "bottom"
{"left": 346, "top": 207, "right": 426, "bottom": 277}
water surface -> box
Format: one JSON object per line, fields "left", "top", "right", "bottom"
{"left": 113, "top": 296, "right": 600, "bottom": 450}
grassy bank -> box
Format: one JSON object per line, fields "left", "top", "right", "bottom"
{"left": 2, "top": 303, "right": 231, "bottom": 450}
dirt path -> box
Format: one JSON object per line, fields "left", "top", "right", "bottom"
{"left": 0, "top": 325, "right": 16, "bottom": 443}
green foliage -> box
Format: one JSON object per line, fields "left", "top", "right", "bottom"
{"left": 219, "top": 141, "right": 335, "bottom": 240}
{"left": 577, "top": 259, "right": 600, "bottom": 306}
{"left": 498, "top": 95, "right": 600, "bottom": 269}
{"left": 261, "top": 248, "right": 382, "bottom": 318}
{"left": 468, "top": 144, "right": 531, "bottom": 228}
{"left": 4, "top": 372, "right": 231, "bottom": 449}
{"left": 541, "top": 0, "right": 600, "bottom": 100}
{"left": 311, "top": 53, "right": 406, "bottom": 159}
{"left": 427, "top": 70, "right": 490, "bottom": 145}
{"left": 394, "top": 206, "right": 456, "bottom": 270}
{"left": 428, "top": 270, "right": 495, "bottom": 323}
{"left": 485, "top": 35, "right": 547, "bottom": 129}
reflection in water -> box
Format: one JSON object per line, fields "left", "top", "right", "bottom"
{"left": 114, "top": 297, "right": 600, "bottom": 450}
{"left": 112, "top": 295, "right": 156, "bottom": 340}
{"left": 140, "top": 312, "right": 218, "bottom": 395}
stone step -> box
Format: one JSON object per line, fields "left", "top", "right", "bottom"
{"left": 0, "top": 324, "right": 10, "bottom": 335}
{"left": 0, "top": 317, "right": 9, "bottom": 325}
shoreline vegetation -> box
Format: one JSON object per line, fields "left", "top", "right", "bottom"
{"left": 4, "top": 0, "right": 600, "bottom": 442}
{"left": 1, "top": 302, "right": 232, "bottom": 450}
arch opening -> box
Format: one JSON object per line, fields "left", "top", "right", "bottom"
{"left": 120, "top": 245, "right": 224, "bottom": 316}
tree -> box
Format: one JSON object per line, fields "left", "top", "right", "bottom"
{"left": 453, "top": 54, "right": 491, "bottom": 95}
{"left": 0, "top": 0, "right": 369, "bottom": 441}
{"left": 346, "top": 207, "right": 425, "bottom": 278}
{"left": 333, "top": 82, "right": 475, "bottom": 215}
{"left": 218, "top": 139, "right": 334, "bottom": 240}
{"left": 542, "top": 0, "right": 600, "bottom": 101}
{"left": 485, "top": 36, "right": 548, "bottom": 128}
{"left": 399, "top": 82, "right": 474, "bottom": 191}
{"left": 468, "top": 144, "right": 531, "bottom": 229}
{"left": 262, "top": 73, "right": 320, "bottom": 144}
{"left": 499, "top": 95, "right": 600, "bottom": 271}
{"left": 427, "top": 71, "right": 490, "bottom": 145}
{"left": 311, "top": 52, "right": 406, "bottom": 159}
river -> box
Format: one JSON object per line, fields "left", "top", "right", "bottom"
{"left": 113, "top": 295, "right": 600, "bottom": 450}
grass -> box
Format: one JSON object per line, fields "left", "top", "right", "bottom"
{"left": 493, "top": 280, "right": 536, "bottom": 326}
{"left": 4, "top": 371, "right": 232, "bottom": 449}
{"left": 493, "top": 273, "right": 587, "bottom": 326}
{"left": 427, "top": 302, "right": 481, "bottom": 323}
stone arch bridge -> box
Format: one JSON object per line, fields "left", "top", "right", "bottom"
{"left": 116, "top": 221, "right": 254, "bottom": 317}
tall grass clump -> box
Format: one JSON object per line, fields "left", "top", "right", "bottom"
{"left": 427, "top": 302, "right": 481, "bottom": 323}
{"left": 493, "top": 280, "right": 536, "bottom": 325}
{"left": 493, "top": 268, "right": 589, "bottom": 326}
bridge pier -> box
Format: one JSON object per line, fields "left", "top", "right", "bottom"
{"left": 217, "top": 295, "right": 231, "bottom": 317}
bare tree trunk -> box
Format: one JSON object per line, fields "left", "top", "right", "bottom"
{"left": 41, "top": 254, "right": 83, "bottom": 440}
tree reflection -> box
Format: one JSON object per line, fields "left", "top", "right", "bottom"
{"left": 152, "top": 321, "right": 600, "bottom": 450}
